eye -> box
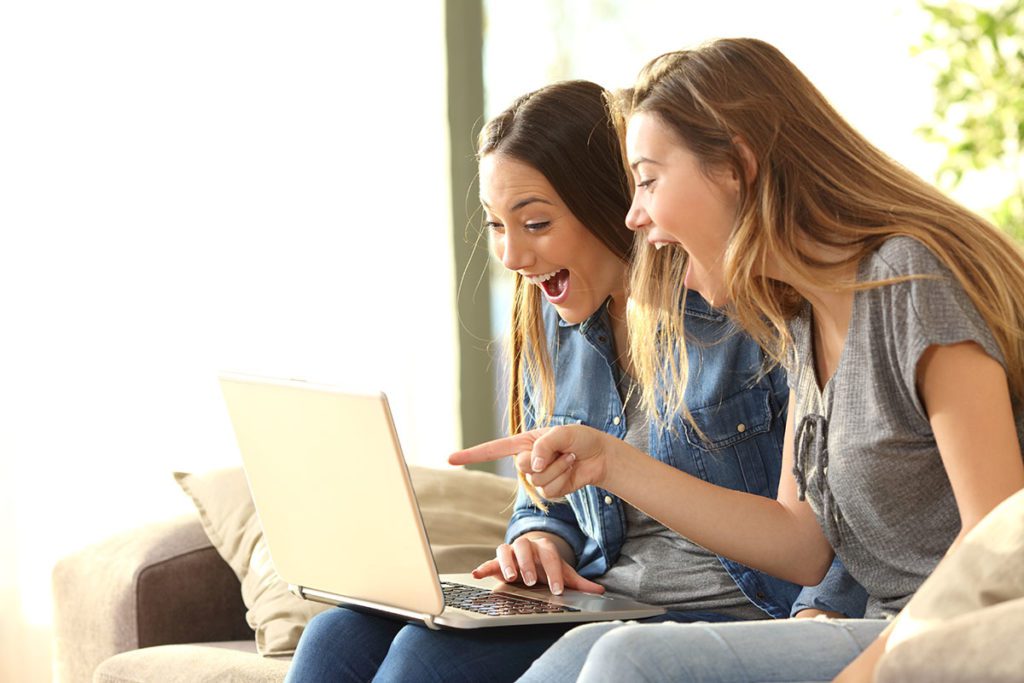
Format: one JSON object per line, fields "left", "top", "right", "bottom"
{"left": 637, "top": 178, "right": 655, "bottom": 190}
{"left": 524, "top": 221, "right": 551, "bottom": 232}
{"left": 484, "top": 219, "right": 505, "bottom": 234}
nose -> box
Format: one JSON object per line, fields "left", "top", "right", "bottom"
{"left": 499, "top": 230, "right": 534, "bottom": 272}
{"left": 625, "top": 192, "right": 649, "bottom": 232}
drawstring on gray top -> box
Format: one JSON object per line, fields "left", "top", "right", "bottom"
{"left": 793, "top": 413, "right": 843, "bottom": 545}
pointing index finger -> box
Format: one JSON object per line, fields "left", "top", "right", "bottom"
{"left": 448, "top": 431, "right": 544, "bottom": 466}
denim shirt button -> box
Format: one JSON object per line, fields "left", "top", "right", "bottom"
{"left": 737, "top": 423, "right": 746, "bottom": 433}
{"left": 612, "top": 416, "right": 621, "bottom": 426}
{"left": 604, "top": 495, "right": 614, "bottom": 505}
{"left": 755, "top": 591, "right": 766, "bottom": 600}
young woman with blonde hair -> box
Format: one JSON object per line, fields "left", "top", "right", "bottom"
{"left": 288, "top": 77, "right": 863, "bottom": 682}
{"left": 452, "top": 38, "right": 1024, "bottom": 681}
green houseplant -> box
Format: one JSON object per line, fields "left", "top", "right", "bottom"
{"left": 916, "top": 0, "right": 1024, "bottom": 239}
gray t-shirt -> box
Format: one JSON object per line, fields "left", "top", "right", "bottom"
{"left": 598, "top": 376, "right": 766, "bottom": 619}
{"left": 787, "top": 236, "right": 1024, "bottom": 617}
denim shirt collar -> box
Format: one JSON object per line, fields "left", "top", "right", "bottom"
{"left": 555, "top": 290, "right": 726, "bottom": 328}
{"left": 682, "top": 289, "right": 729, "bottom": 323}
{"left": 556, "top": 297, "right": 612, "bottom": 330}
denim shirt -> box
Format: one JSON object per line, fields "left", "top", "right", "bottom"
{"left": 505, "top": 291, "right": 867, "bottom": 619}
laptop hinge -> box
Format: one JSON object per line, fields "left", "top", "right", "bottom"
{"left": 289, "top": 584, "right": 440, "bottom": 630}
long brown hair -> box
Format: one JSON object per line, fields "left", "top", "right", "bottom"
{"left": 479, "top": 80, "right": 633, "bottom": 506}
{"left": 625, "top": 38, "right": 1024, "bottom": 420}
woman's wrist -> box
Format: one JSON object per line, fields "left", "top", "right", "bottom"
{"left": 598, "top": 436, "right": 644, "bottom": 493}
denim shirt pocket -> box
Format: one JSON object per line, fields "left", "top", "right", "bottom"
{"left": 543, "top": 414, "right": 614, "bottom": 573}
{"left": 679, "top": 387, "right": 780, "bottom": 496}
{"left": 546, "top": 414, "right": 585, "bottom": 428}
{"left": 545, "top": 415, "right": 589, "bottom": 525}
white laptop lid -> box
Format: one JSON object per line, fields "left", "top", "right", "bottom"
{"left": 218, "top": 373, "right": 444, "bottom": 617}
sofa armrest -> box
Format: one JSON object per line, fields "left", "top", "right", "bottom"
{"left": 52, "top": 513, "right": 254, "bottom": 683}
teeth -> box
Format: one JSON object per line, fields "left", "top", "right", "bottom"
{"left": 524, "top": 270, "right": 560, "bottom": 285}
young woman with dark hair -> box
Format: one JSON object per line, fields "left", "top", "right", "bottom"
{"left": 453, "top": 39, "right": 1024, "bottom": 682}
{"left": 285, "top": 78, "right": 863, "bottom": 683}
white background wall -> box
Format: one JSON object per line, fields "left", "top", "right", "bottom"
{"left": 482, "top": 0, "right": 1012, "bottom": 335}
{"left": 0, "top": 2, "right": 456, "bottom": 680}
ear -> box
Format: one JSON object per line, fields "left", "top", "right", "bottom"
{"left": 732, "top": 136, "right": 758, "bottom": 187}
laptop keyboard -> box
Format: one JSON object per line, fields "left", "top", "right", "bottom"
{"left": 441, "top": 581, "right": 580, "bottom": 617}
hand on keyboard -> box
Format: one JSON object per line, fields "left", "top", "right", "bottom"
{"left": 472, "top": 531, "right": 605, "bottom": 596}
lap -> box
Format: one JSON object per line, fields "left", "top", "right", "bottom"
{"left": 288, "top": 606, "right": 578, "bottom": 683}
{"left": 286, "top": 608, "right": 405, "bottom": 683}
{"left": 575, "top": 618, "right": 889, "bottom": 683}
{"left": 517, "top": 610, "right": 748, "bottom": 683}
{"left": 376, "top": 619, "right": 576, "bottom": 683}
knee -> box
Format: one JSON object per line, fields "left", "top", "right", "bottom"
{"left": 583, "top": 626, "right": 653, "bottom": 679}
{"left": 376, "top": 626, "right": 448, "bottom": 681}
{"left": 581, "top": 624, "right": 711, "bottom": 682}
{"left": 300, "top": 607, "right": 361, "bottom": 646}
{"left": 546, "top": 620, "right": 625, "bottom": 656}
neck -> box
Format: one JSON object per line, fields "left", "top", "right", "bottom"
{"left": 775, "top": 255, "right": 859, "bottom": 388}
{"left": 766, "top": 238, "right": 861, "bottom": 323}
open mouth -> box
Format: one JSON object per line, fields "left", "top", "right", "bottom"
{"left": 526, "top": 269, "right": 570, "bottom": 304}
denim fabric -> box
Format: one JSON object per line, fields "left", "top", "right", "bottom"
{"left": 506, "top": 291, "right": 867, "bottom": 619}
{"left": 540, "top": 618, "right": 889, "bottom": 683}
{"left": 285, "top": 606, "right": 740, "bottom": 683}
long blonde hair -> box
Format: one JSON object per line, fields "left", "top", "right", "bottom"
{"left": 624, "top": 38, "right": 1024, "bottom": 418}
{"left": 478, "top": 81, "right": 633, "bottom": 507}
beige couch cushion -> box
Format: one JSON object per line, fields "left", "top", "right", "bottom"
{"left": 94, "top": 641, "right": 291, "bottom": 683}
{"left": 878, "top": 488, "right": 1024, "bottom": 682}
{"left": 174, "top": 466, "right": 516, "bottom": 656}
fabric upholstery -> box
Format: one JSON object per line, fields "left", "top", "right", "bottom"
{"left": 878, "top": 488, "right": 1024, "bottom": 682}
{"left": 173, "top": 465, "right": 516, "bottom": 656}
{"left": 52, "top": 514, "right": 245, "bottom": 683}
{"left": 93, "top": 641, "right": 291, "bottom": 683}
{"left": 136, "top": 545, "right": 253, "bottom": 648}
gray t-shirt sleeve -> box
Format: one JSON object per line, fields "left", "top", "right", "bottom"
{"left": 872, "top": 238, "right": 1005, "bottom": 422}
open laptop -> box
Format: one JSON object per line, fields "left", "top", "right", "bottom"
{"left": 218, "top": 372, "right": 665, "bottom": 629}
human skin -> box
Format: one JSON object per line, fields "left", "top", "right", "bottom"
{"left": 476, "top": 151, "right": 627, "bottom": 596}
{"left": 453, "top": 112, "right": 1024, "bottom": 680}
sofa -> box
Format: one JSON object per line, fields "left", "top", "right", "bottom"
{"left": 52, "top": 466, "right": 518, "bottom": 683}
{"left": 52, "top": 464, "right": 1024, "bottom": 683}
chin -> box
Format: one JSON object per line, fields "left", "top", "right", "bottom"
{"left": 554, "top": 303, "right": 595, "bottom": 326}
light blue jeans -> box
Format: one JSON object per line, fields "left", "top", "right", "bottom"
{"left": 519, "top": 618, "right": 889, "bottom": 683}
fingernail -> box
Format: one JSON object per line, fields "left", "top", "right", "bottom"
{"left": 532, "top": 458, "right": 544, "bottom": 471}
{"left": 566, "top": 453, "right": 576, "bottom": 465}
{"left": 551, "top": 582, "right": 562, "bottom": 595}
{"left": 524, "top": 572, "right": 536, "bottom": 586}
{"left": 503, "top": 566, "right": 515, "bottom": 580}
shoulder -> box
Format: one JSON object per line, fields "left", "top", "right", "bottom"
{"left": 867, "top": 236, "right": 947, "bottom": 280}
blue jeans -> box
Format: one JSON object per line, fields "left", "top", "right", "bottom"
{"left": 520, "top": 618, "right": 889, "bottom": 682}
{"left": 285, "top": 607, "right": 740, "bottom": 682}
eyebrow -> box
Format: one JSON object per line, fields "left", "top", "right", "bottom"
{"left": 629, "top": 156, "right": 661, "bottom": 170}
{"left": 480, "top": 196, "right": 555, "bottom": 212}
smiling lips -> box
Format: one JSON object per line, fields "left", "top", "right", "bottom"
{"left": 524, "top": 268, "right": 570, "bottom": 303}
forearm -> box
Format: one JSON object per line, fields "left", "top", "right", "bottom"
{"left": 603, "top": 442, "right": 834, "bottom": 585}
{"left": 834, "top": 619, "right": 894, "bottom": 682}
